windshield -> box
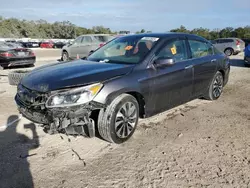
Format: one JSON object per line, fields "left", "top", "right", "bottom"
{"left": 87, "top": 36, "right": 160, "bottom": 64}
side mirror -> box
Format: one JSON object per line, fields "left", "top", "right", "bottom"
{"left": 154, "top": 57, "right": 175, "bottom": 68}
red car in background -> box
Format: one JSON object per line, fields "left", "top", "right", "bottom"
{"left": 40, "top": 41, "right": 54, "bottom": 48}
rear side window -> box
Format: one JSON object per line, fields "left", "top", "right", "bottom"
{"left": 156, "top": 39, "right": 188, "bottom": 62}
{"left": 82, "top": 36, "right": 92, "bottom": 43}
{"left": 220, "top": 39, "right": 234, "bottom": 43}
{"left": 188, "top": 40, "right": 213, "bottom": 58}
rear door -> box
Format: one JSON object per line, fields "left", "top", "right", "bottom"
{"left": 187, "top": 38, "right": 217, "bottom": 97}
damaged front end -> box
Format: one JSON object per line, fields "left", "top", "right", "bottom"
{"left": 15, "top": 83, "right": 105, "bottom": 137}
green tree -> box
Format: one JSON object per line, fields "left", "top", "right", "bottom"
{"left": 170, "top": 25, "right": 189, "bottom": 33}
{"left": 191, "top": 27, "right": 211, "bottom": 39}
{"left": 140, "top": 29, "right": 145, "bottom": 33}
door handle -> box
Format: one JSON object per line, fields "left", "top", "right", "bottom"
{"left": 211, "top": 59, "right": 217, "bottom": 63}
{"left": 185, "top": 65, "right": 193, "bottom": 69}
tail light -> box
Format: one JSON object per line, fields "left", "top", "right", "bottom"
{"left": 236, "top": 40, "right": 240, "bottom": 46}
{"left": 0, "top": 52, "right": 13, "bottom": 57}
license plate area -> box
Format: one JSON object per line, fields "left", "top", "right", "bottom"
{"left": 18, "top": 52, "right": 26, "bottom": 56}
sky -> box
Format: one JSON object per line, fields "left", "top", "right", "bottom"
{"left": 0, "top": 0, "right": 249, "bottom": 32}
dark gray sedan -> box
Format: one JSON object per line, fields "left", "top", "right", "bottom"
{"left": 15, "top": 33, "right": 230, "bottom": 144}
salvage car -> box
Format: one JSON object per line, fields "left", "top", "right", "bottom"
{"left": 0, "top": 42, "right": 36, "bottom": 68}
{"left": 15, "top": 33, "right": 230, "bottom": 144}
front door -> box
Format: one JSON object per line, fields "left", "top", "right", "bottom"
{"left": 145, "top": 38, "right": 194, "bottom": 116}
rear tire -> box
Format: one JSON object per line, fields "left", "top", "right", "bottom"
{"left": 204, "top": 71, "right": 224, "bottom": 100}
{"left": 8, "top": 70, "right": 31, "bottom": 86}
{"left": 98, "top": 94, "right": 139, "bottom": 144}
{"left": 224, "top": 48, "right": 233, "bottom": 56}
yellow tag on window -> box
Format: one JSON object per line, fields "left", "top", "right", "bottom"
{"left": 171, "top": 45, "right": 177, "bottom": 55}
{"left": 125, "top": 46, "right": 133, "bottom": 50}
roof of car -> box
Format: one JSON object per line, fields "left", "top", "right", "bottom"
{"left": 119, "top": 32, "right": 207, "bottom": 41}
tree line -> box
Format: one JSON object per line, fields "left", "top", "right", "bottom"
{"left": 169, "top": 25, "right": 250, "bottom": 40}
{"left": 0, "top": 16, "right": 113, "bottom": 39}
{"left": 1, "top": 16, "right": 250, "bottom": 40}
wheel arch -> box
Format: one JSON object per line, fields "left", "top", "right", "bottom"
{"left": 103, "top": 89, "right": 146, "bottom": 119}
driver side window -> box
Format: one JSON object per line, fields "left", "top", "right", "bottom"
{"left": 156, "top": 39, "right": 188, "bottom": 62}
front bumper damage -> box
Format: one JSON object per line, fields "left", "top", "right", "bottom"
{"left": 15, "top": 86, "right": 105, "bottom": 138}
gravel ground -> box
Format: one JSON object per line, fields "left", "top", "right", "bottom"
{"left": 0, "top": 54, "right": 249, "bottom": 188}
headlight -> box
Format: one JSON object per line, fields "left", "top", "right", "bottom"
{"left": 45, "top": 83, "right": 103, "bottom": 108}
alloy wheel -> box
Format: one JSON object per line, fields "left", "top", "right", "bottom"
{"left": 213, "top": 74, "right": 223, "bottom": 98}
{"left": 225, "top": 49, "right": 232, "bottom": 56}
{"left": 62, "top": 53, "right": 68, "bottom": 61}
{"left": 115, "top": 102, "right": 137, "bottom": 138}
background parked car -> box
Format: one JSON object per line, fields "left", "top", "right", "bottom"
{"left": 40, "top": 41, "right": 54, "bottom": 48}
{"left": 21, "top": 41, "right": 40, "bottom": 48}
{"left": 61, "top": 34, "right": 115, "bottom": 61}
{"left": 0, "top": 42, "right": 35, "bottom": 69}
{"left": 211, "top": 38, "right": 245, "bottom": 56}
{"left": 53, "top": 41, "right": 66, "bottom": 49}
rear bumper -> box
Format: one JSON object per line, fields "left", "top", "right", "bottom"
{"left": 0, "top": 57, "right": 35, "bottom": 68}
{"left": 235, "top": 46, "right": 244, "bottom": 54}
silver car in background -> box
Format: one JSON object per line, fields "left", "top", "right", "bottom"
{"left": 211, "top": 38, "right": 245, "bottom": 56}
{"left": 61, "top": 34, "right": 115, "bottom": 61}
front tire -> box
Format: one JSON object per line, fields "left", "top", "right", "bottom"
{"left": 98, "top": 94, "right": 139, "bottom": 144}
{"left": 204, "top": 71, "right": 224, "bottom": 100}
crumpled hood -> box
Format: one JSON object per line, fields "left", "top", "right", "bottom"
{"left": 21, "top": 60, "right": 134, "bottom": 92}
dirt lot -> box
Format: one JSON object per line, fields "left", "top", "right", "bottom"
{"left": 32, "top": 48, "right": 61, "bottom": 61}
{"left": 0, "top": 55, "right": 250, "bottom": 188}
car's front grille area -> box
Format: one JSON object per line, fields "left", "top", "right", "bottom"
{"left": 17, "top": 84, "right": 47, "bottom": 106}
